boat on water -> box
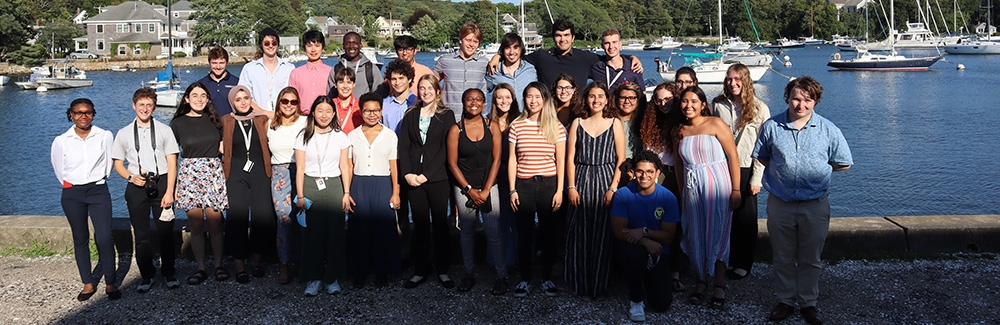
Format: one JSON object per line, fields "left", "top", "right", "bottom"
{"left": 720, "top": 37, "right": 752, "bottom": 51}
{"left": 156, "top": 0, "right": 182, "bottom": 108}
{"left": 380, "top": 49, "right": 398, "bottom": 60}
{"left": 110, "top": 65, "right": 135, "bottom": 72}
{"left": 798, "top": 36, "right": 824, "bottom": 46}
{"left": 0, "top": 75, "right": 9, "bottom": 85}
{"left": 657, "top": 56, "right": 768, "bottom": 84}
{"left": 29, "top": 66, "right": 51, "bottom": 76}
{"left": 622, "top": 40, "right": 646, "bottom": 51}
{"left": 765, "top": 38, "right": 805, "bottom": 49}
{"left": 477, "top": 43, "right": 501, "bottom": 56}
{"left": 15, "top": 64, "right": 93, "bottom": 90}
{"left": 643, "top": 43, "right": 663, "bottom": 51}
{"left": 828, "top": 0, "right": 942, "bottom": 71}
{"left": 659, "top": 36, "right": 683, "bottom": 49}
{"left": 944, "top": 0, "right": 1000, "bottom": 54}
{"left": 893, "top": 22, "right": 960, "bottom": 49}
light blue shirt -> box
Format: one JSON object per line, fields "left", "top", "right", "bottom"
{"left": 237, "top": 57, "right": 295, "bottom": 111}
{"left": 485, "top": 60, "right": 537, "bottom": 111}
{"left": 433, "top": 52, "right": 488, "bottom": 122}
{"left": 752, "top": 110, "right": 853, "bottom": 202}
{"left": 382, "top": 92, "right": 418, "bottom": 133}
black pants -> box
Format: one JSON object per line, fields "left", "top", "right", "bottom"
{"left": 62, "top": 183, "right": 116, "bottom": 284}
{"left": 406, "top": 179, "right": 451, "bottom": 276}
{"left": 660, "top": 166, "right": 687, "bottom": 274}
{"left": 225, "top": 170, "right": 276, "bottom": 260}
{"left": 514, "top": 176, "right": 559, "bottom": 282}
{"left": 617, "top": 240, "right": 673, "bottom": 312}
{"left": 125, "top": 176, "right": 175, "bottom": 280}
{"left": 728, "top": 167, "right": 758, "bottom": 272}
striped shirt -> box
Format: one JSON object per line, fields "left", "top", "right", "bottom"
{"left": 509, "top": 119, "right": 566, "bottom": 178}
{"left": 433, "top": 52, "right": 488, "bottom": 121}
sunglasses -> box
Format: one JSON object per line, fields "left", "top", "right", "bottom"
{"left": 262, "top": 41, "right": 277, "bottom": 47}
{"left": 279, "top": 98, "right": 299, "bottom": 105}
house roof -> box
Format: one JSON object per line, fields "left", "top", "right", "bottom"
{"left": 171, "top": 1, "right": 194, "bottom": 11}
{"left": 86, "top": 1, "right": 166, "bottom": 22}
{"left": 113, "top": 33, "right": 161, "bottom": 43}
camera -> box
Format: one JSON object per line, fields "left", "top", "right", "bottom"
{"left": 143, "top": 172, "right": 159, "bottom": 197}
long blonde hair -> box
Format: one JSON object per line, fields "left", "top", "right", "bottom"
{"left": 411, "top": 74, "right": 447, "bottom": 115}
{"left": 719, "top": 63, "right": 761, "bottom": 130}
{"left": 517, "top": 82, "right": 561, "bottom": 144}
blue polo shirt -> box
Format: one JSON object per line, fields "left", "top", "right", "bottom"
{"left": 382, "top": 92, "right": 418, "bottom": 133}
{"left": 198, "top": 71, "right": 239, "bottom": 116}
{"left": 590, "top": 56, "right": 644, "bottom": 91}
{"left": 752, "top": 110, "right": 853, "bottom": 202}
{"left": 611, "top": 182, "right": 680, "bottom": 254}
{"left": 485, "top": 60, "right": 537, "bottom": 111}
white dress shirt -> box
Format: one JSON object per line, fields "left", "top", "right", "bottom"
{"left": 51, "top": 126, "right": 114, "bottom": 185}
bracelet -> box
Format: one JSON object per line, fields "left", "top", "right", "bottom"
{"left": 567, "top": 186, "right": 576, "bottom": 190}
{"left": 732, "top": 190, "right": 741, "bottom": 192}
{"left": 127, "top": 174, "right": 133, "bottom": 181}
{"left": 509, "top": 189, "right": 517, "bottom": 196}
{"left": 608, "top": 187, "right": 618, "bottom": 193}
{"left": 344, "top": 192, "right": 351, "bottom": 195}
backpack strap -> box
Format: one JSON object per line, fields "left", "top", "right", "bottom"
{"left": 365, "top": 62, "right": 374, "bottom": 92}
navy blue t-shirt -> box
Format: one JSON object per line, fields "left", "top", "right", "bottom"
{"left": 611, "top": 182, "right": 680, "bottom": 253}
{"left": 198, "top": 71, "right": 239, "bottom": 116}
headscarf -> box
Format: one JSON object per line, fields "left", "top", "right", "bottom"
{"left": 228, "top": 85, "right": 263, "bottom": 121}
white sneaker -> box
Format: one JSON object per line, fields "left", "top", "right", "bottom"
{"left": 137, "top": 278, "right": 155, "bottom": 293}
{"left": 629, "top": 301, "right": 646, "bottom": 322}
{"left": 304, "top": 280, "right": 321, "bottom": 297}
{"left": 541, "top": 280, "right": 558, "bottom": 297}
{"left": 326, "top": 280, "right": 342, "bottom": 295}
{"left": 512, "top": 281, "right": 530, "bottom": 298}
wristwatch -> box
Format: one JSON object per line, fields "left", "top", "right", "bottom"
{"left": 642, "top": 227, "right": 649, "bottom": 237}
{"left": 462, "top": 185, "right": 473, "bottom": 194}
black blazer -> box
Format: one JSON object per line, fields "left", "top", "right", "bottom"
{"left": 397, "top": 107, "right": 455, "bottom": 184}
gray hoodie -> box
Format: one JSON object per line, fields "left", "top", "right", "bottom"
{"left": 328, "top": 53, "right": 385, "bottom": 99}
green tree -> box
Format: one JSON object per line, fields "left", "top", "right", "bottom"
{"left": 0, "top": 0, "right": 37, "bottom": 62}
{"left": 253, "top": 0, "right": 305, "bottom": 36}
{"left": 8, "top": 44, "right": 47, "bottom": 66}
{"left": 411, "top": 15, "right": 448, "bottom": 49}
{"left": 191, "top": 0, "right": 259, "bottom": 47}
{"left": 38, "top": 19, "right": 86, "bottom": 57}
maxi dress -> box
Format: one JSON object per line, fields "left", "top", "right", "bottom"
{"left": 564, "top": 121, "right": 617, "bottom": 297}
{"left": 678, "top": 134, "right": 733, "bottom": 280}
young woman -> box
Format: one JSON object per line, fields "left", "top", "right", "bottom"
{"left": 51, "top": 98, "right": 120, "bottom": 301}
{"left": 294, "top": 96, "right": 353, "bottom": 296}
{"left": 564, "top": 82, "right": 626, "bottom": 300}
{"left": 170, "top": 83, "right": 228, "bottom": 285}
{"left": 221, "top": 85, "right": 275, "bottom": 284}
{"left": 398, "top": 74, "right": 456, "bottom": 289}
{"left": 267, "top": 87, "right": 308, "bottom": 284}
{"left": 666, "top": 86, "right": 741, "bottom": 309}
{"left": 712, "top": 64, "right": 770, "bottom": 281}
{"left": 509, "top": 81, "right": 566, "bottom": 298}
{"left": 613, "top": 82, "right": 646, "bottom": 159}
{"left": 550, "top": 73, "right": 581, "bottom": 128}
{"left": 347, "top": 93, "right": 402, "bottom": 289}
{"left": 447, "top": 88, "right": 505, "bottom": 294}
{"left": 675, "top": 66, "right": 698, "bottom": 90}
{"left": 490, "top": 83, "right": 521, "bottom": 271}
{"left": 332, "top": 67, "right": 363, "bottom": 134}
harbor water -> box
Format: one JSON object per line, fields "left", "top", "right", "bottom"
{"left": 2, "top": 45, "right": 998, "bottom": 218}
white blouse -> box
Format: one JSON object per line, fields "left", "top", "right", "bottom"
{"left": 348, "top": 125, "right": 397, "bottom": 176}
{"left": 293, "top": 129, "right": 351, "bottom": 178}
{"left": 267, "top": 117, "right": 308, "bottom": 164}
{"left": 51, "top": 126, "right": 114, "bottom": 185}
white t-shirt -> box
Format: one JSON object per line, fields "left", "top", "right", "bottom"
{"left": 267, "top": 117, "right": 308, "bottom": 164}
{"left": 293, "top": 129, "right": 351, "bottom": 178}
{"left": 348, "top": 125, "right": 397, "bottom": 176}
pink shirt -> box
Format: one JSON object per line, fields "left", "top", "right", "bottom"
{"left": 410, "top": 62, "right": 435, "bottom": 95}
{"left": 288, "top": 61, "right": 333, "bottom": 115}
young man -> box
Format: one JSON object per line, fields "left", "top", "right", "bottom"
{"left": 433, "top": 22, "right": 489, "bottom": 122}
{"left": 329, "top": 32, "right": 384, "bottom": 99}
{"left": 289, "top": 30, "right": 332, "bottom": 114}
{"left": 484, "top": 32, "right": 536, "bottom": 110}
{"left": 381, "top": 59, "right": 417, "bottom": 133}
{"left": 238, "top": 27, "right": 294, "bottom": 117}
{"left": 392, "top": 35, "right": 434, "bottom": 95}
{"left": 112, "top": 87, "right": 181, "bottom": 293}
{"left": 610, "top": 149, "right": 679, "bottom": 322}
{"left": 198, "top": 45, "right": 239, "bottom": 116}
{"left": 331, "top": 67, "right": 363, "bottom": 134}
{"left": 590, "top": 29, "right": 643, "bottom": 91}
{"left": 753, "top": 77, "right": 853, "bottom": 325}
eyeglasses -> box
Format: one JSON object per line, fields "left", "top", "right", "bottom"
{"left": 262, "top": 41, "right": 277, "bottom": 47}
{"left": 71, "top": 111, "right": 95, "bottom": 117}
{"left": 464, "top": 97, "right": 485, "bottom": 103}
{"left": 555, "top": 86, "right": 575, "bottom": 92}
{"left": 362, "top": 109, "right": 381, "bottom": 115}
{"left": 279, "top": 98, "right": 299, "bottom": 105}
{"left": 654, "top": 98, "right": 673, "bottom": 105}
{"left": 619, "top": 96, "right": 639, "bottom": 102}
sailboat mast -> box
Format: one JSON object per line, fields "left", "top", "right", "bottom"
{"left": 718, "top": 0, "right": 723, "bottom": 44}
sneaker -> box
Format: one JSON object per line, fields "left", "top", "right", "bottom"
{"left": 137, "top": 278, "right": 155, "bottom": 293}
{"left": 164, "top": 276, "right": 180, "bottom": 289}
{"left": 542, "top": 280, "right": 558, "bottom": 297}
{"left": 304, "top": 280, "right": 322, "bottom": 297}
{"left": 629, "top": 301, "right": 646, "bottom": 322}
{"left": 326, "top": 280, "right": 342, "bottom": 295}
{"left": 512, "top": 281, "right": 530, "bottom": 298}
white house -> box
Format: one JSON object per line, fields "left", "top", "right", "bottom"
{"left": 375, "top": 16, "right": 409, "bottom": 37}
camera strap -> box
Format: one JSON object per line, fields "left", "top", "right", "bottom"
{"left": 133, "top": 120, "right": 160, "bottom": 176}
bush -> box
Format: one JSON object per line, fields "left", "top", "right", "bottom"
{"left": 8, "top": 44, "right": 47, "bottom": 66}
{"left": 172, "top": 51, "right": 187, "bottom": 58}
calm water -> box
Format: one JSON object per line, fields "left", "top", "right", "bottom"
{"left": 2, "top": 46, "right": 998, "bottom": 218}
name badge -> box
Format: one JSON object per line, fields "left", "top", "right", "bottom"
{"left": 243, "top": 160, "right": 254, "bottom": 173}
{"left": 315, "top": 177, "right": 326, "bottom": 191}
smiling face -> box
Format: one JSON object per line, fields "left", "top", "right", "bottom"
{"left": 587, "top": 87, "right": 607, "bottom": 116}
{"left": 305, "top": 41, "right": 323, "bottom": 62}
{"left": 725, "top": 70, "right": 744, "bottom": 98}
{"left": 186, "top": 86, "right": 209, "bottom": 113}
{"left": 389, "top": 72, "right": 411, "bottom": 96}
{"left": 209, "top": 57, "right": 227, "bottom": 77}
{"left": 417, "top": 79, "right": 438, "bottom": 104}
{"left": 261, "top": 35, "right": 279, "bottom": 58}
{"left": 503, "top": 41, "right": 522, "bottom": 64}
{"left": 617, "top": 89, "right": 638, "bottom": 117}
{"left": 233, "top": 90, "right": 252, "bottom": 113}
{"left": 459, "top": 33, "right": 480, "bottom": 59}
{"left": 313, "top": 102, "right": 335, "bottom": 129}
{"left": 278, "top": 93, "right": 299, "bottom": 119}
{"left": 680, "top": 91, "right": 706, "bottom": 120}
{"left": 601, "top": 33, "right": 621, "bottom": 58}
{"left": 494, "top": 88, "right": 513, "bottom": 113}
{"left": 554, "top": 79, "right": 576, "bottom": 104}
{"left": 787, "top": 87, "right": 816, "bottom": 122}
{"left": 70, "top": 103, "right": 95, "bottom": 130}
{"left": 462, "top": 90, "right": 486, "bottom": 118}
{"left": 343, "top": 34, "right": 361, "bottom": 61}
{"left": 524, "top": 87, "right": 543, "bottom": 117}
{"left": 554, "top": 29, "right": 575, "bottom": 53}
{"left": 634, "top": 161, "right": 660, "bottom": 192}
{"left": 396, "top": 46, "right": 416, "bottom": 63}
{"left": 361, "top": 100, "right": 382, "bottom": 127}
{"left": 336, "top": 77, "right": 356, "bottom": 100}
{"left": 133, "top": 98, "right": 155, "bottom": 123}
{"left": 676, "top": 73, "right": 697, "bottom": 90}
{"left": 653, "top": 88, "right": 674, "bottom": 113}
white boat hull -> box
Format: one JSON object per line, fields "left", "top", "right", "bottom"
{"left": 34, "top": 78, "right": 93, "bottom": 89}
{"left": 660, "top": 63, "right": 768, "bottom": 84}
{"left": 943, "top": 41, "right": 1000, "bottom": 54}
{"left": 0, "top": 76, "right": 9, "bottom": 85}
{"left": 156, "top": 89, "right": 183, "bottom": 107}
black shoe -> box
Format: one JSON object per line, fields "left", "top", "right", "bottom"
{"left": 165, "top": 276, "right": 180, "bottom": 289}
{"left": 106, "top": 288, "right": 122, "bottom": 300}
{"left": 76, "top": 288, "right": 96, "bottom": 301}
{"left": 403, "top": 276, "right": 426, "bottom": 289}
{"left": 373, "top": 274, "right": 389, "bottom": 288}
{"left": 137, "top": 278, "right": 154, "bottom": 293}
{"left": 438, "top": 274, "right": 455, "bottom": 289}
{"left": 352, "top": 276, "right": 367, "bottom": 289}
{"left": 252, "top": 265, "right": 265, "bottom": 278}
{"left": 457, "top": 277, "right": 475, "bottom": 292}
{"left": 236, "top": 271, "right": 250, "bottom": 284}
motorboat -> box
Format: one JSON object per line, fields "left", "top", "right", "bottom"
{"left": 798, "top": 36, "right": 824, "bottom": 46}
{"left": 659, "top": 36, "right": 683, "bottom": 49}
{"left": 15, "top": 64, "right": 92, "bottom": 90}
{"left": 110, "top": 65, "right": 135, "bottom": 72}
{"left": 828, "top": 0, "right": 943, "bottom": 71}
{"left": 657, "top": 57, "right": 768, "bottom": 84}
{"left": 29, "top": 66, "right": 51, "bottom": 76}
{"left": 643, "top": 43, "right": 663, "bottom": 51}
{"left": 380, "top": 49, "right": 398, "bottom": 60}
{"left": 0, "top": 75, "right": 9, "bottom": 85}
{"left": 720, "top": 37, "right": 752, "bottom": 51}
{"left": 944, "top": 0, "right": 1000, "bottom": 54}
{"left": 765, "top": 38, "right": 805, "bottom": 49}
{"left": 622, "top": 40, "right": 646, "bottom": 51}
{"left": 892, "top": 22, "right": 960, "bottom": 49}
{"left": 477, "top": 43, "right": 501, "bottom": 56}
{"left": 360, "top": 47, "right": 384, "bottom": 68}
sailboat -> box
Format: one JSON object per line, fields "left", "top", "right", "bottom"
{"left": 658, "top": 0, "right": 769, "bottom": 83}
{"left": 944, "top": 0, "right": 1000, "bottom": 54}
{"left": 156, "top": 0, "right": 182, "bottom": 107}
{"left": 827, "top": 0, "right": 943, "bottom": 70}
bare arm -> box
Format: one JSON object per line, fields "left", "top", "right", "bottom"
{"left": 552, "top": 137, "right": 566, "bottom": 211}
{"left": 606, "top": 119, "right": 627, "bottom": 206}
{"left": 162, "top": 153, "right": 177, "bottom": 207}
{"left": 566, "top": 119, "right": 580, "bottom": 207}
{"left": 294, "top": 149, "right": 307, "bottom": 209}
{"left": 340, "top": 147, "right": 354, "bottom": 212}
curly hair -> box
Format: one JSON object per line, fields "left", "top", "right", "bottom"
{"left": 714, "top": 63, "right": 762, "bottom": 131}
{"left": 639, "top": 82, "right": 677, "bottom": 154}
{"left": 551, "top": 73, "right": 582, "bottom": 117}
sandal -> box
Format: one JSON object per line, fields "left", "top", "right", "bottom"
{"left": 689, "top": 281, "right": 707, "bottom": 305}
{"left": 457, "top": 277, "right": 476, "bottom": 292}
{"left": 188, "top": 270, "right": 208, "bottom": 285}
{"left": 709, "top": 285, "right": 727, "bottom": 309}
{"left": 673, "top": 278, "right": 686, "bottom": 292}
{"left": 236, "top": 271, "right": 250, "bottom": 284}
{"left": 491, "top": 279, "right": 508, "bottom": 296}
{"left": 214, "top": 267, "right": 230, "bottom": 281}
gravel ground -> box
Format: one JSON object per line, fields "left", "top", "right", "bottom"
{"left": 1, "top": 254, "right": 998, "bottom": 324}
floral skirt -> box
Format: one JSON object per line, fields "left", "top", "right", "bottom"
{"left": 175, "top": 157, "right": 229, "bottom": 211}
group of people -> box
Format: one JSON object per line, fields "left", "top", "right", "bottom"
{"left": 51, "top": 19, "right": 852, "bottom": 324}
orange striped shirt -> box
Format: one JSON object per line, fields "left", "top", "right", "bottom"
{"left": 509, "top": 119, "right": 566, "bottom": 178}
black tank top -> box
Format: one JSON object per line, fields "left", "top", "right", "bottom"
{"left": 457, "top": 116, "right": 493, "bottom": 188}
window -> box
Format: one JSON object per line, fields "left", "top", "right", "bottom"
{"left": 135, "top": 23, "right": 141, "bottom": 33}
{"left": 134, "top": 44, "right": 142, "bottom": 55}
{"left": 173, "top": 12, "right": 179, "bottom": 18}
{"left": 116, "top": 23, "right": 129, "bottom": 33}
{"left": 149, "top": 24, "right": 155, "bottom": 33}
{"left": 96, "top": 25, "right": 103, "bottom": 33}
{"left": 118, "top": 44, "right": 127, "bottom": 55}
{"left": 97, "top": 39, "right": 104, "bottom": 50}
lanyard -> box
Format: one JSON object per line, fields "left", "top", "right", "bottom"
{"left": 605, "top": 65, "right": 624, "bottom": 88}
{"left": 337, "top": 98, "right": 355, "bottom": 129}
{"left": 316, "top": 131, "right": 334, "bottom": 175}
{"left": 132, "top": 120, "right": 159, "bottom": 175}
{"left": 237, "top": 120, "right": 254, "bottom": 159}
